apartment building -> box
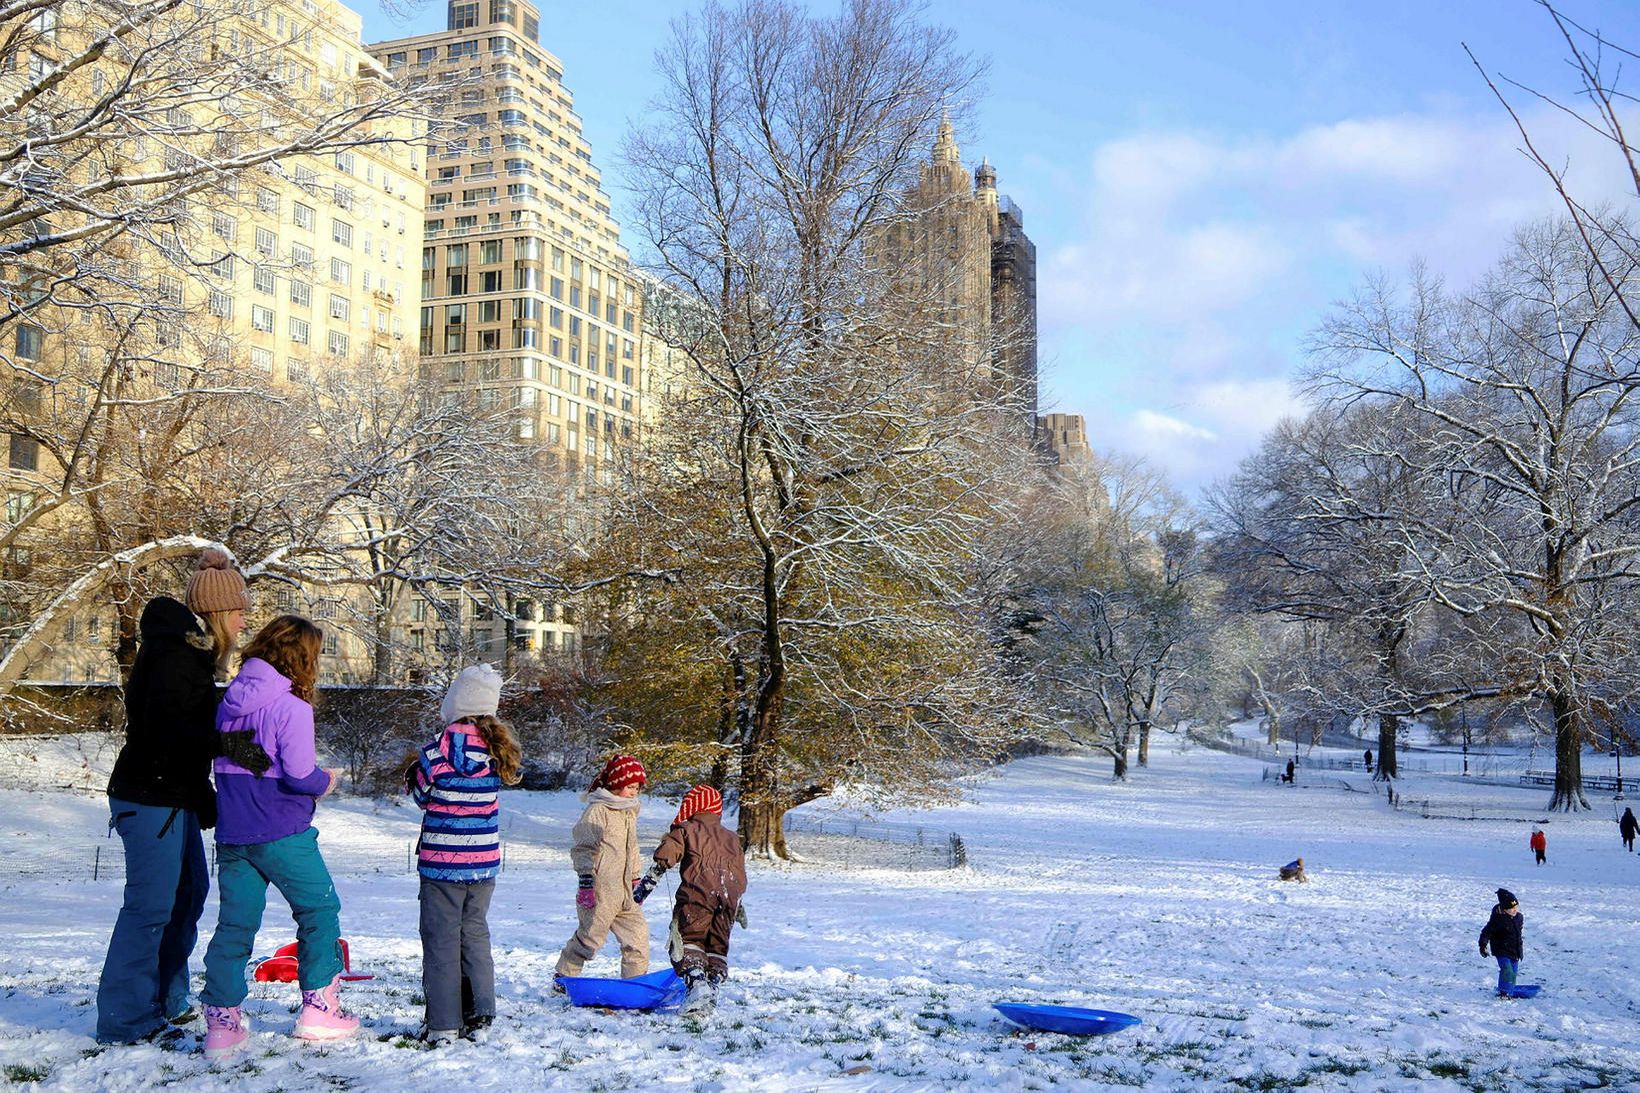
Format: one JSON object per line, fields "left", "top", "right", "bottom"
{"left": 2, "top": 0, "right": 426, "bottom": 685}
{"left": 870, "top": 119, "right": 1040, "bottom": 425}
{"left": 368, "top": 0, "right": 645, "bottom": 663}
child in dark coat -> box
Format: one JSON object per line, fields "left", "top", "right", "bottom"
{"left": 1478, "top": 888, "right": 1524, "bottom": 996}
{"left": 632, "top": 785, "right": 747, "bottom": 1015}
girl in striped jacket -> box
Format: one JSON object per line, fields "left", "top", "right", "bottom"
{"left": 408, "top": 665, "right": 522, "bottom": 1045}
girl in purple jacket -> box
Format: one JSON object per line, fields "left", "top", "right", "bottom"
{"left": 200, "top": 616, "right": 358, "bottom": 1059}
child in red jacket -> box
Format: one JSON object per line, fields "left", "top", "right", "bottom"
{"left": 1529, "top": 828, "right": 1546, "bottom": 865}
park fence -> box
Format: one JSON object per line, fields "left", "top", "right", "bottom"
{"left": 782, "top": 814, "right": 966, "bottom": 871}
{"left": 3, "top": 812, "right": 966, "bottom": 882}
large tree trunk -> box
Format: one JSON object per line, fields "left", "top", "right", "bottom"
{"left": 737, "top": 683, "right": 791, "bottom": 858}
{"left": 1547, "top": 683, "right": 1589, "bottom": 811}
{"left": 1374, "top": 712, "right": 1398, "bottom": 782}
{"left": 1137, "top": 721, "right": 1150, "bottom": 766}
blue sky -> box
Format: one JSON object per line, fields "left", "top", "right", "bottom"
{"left": 361, "top": 1, "right": 1640, "bottom": 494}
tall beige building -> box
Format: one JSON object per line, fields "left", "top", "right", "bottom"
{"left": 368, "top": 0, "right": 643, "bottom": 661}
{"left": 3, "top": 0, "right": 426, "bottom": 685}
{"left": 872, "top": 119, "right": 1039, "bottom": 422}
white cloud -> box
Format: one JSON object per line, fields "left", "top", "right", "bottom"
{"left": 1038, "top": 104, "right": 1636, "bottom": 496}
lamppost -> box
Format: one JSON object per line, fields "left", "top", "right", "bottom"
{"left": 1616, "top": 738, "right": 1625, "bottom": 801}
{"left": 1461, "top": 705, "right": 1470, "bottom": 777}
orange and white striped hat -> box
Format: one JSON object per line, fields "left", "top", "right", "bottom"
{"left": 673, "top": 784, "right": 723, "bottom": 825}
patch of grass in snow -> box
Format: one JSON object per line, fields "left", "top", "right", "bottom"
{"left": 1296, "top": 1017, "right": 1332, "bottom": 1028}
{"left": 1426, "top": 1058, "right": 1470, "bottom": 1079}
{"left": 547, "top": 1048, "right": 584, "bottom": 1070}
{"left": 4, "top": 1063, "right": 49, "bottom": 1082}
{"left": 1303, "top": 1058, "right": 1370, "bottom": 1078}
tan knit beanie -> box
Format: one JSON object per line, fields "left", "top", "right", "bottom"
{"left": 185, "top": 546, "right": 250, "bottom": 615}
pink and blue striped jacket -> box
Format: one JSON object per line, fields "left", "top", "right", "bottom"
{"left": 410, "top": 723, "right": 501, "bottom": 883}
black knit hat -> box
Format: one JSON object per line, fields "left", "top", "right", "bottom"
{"left": 1496, "top": 888, "right": 1518, "bottom": 909}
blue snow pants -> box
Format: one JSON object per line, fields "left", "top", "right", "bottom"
{"left": 1495, "top": 956, "right": 1519, "bottom": 993}
{"left": 202, "top": 827, "right": 343, "bottom": 1006}
{"left": 95, "top": 800, "right": 209, "bottom": 1043}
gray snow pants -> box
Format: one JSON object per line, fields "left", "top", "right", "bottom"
{"left": 418, "top": 877, "right": 496, "bottom": 1032}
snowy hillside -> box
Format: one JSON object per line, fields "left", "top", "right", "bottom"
{"left": 1, "top": 731, "right": 1636, "bottom": 1091}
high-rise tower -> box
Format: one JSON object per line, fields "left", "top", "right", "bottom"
{"left": 370, "top": 1, "right": 642, "bottom": 475}
{"left": 369, "top": 1, "right": 644, "bottom": 659}
{"left": 872, "top": 120, "right": 1038, "bottom": 423}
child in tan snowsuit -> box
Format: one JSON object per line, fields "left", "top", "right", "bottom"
{"left": 553, "top": 755, "right": 650, "bottom": 980}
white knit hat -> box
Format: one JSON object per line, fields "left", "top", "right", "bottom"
{"left": 440, "top": 664, "right": 503, "bottom": 726}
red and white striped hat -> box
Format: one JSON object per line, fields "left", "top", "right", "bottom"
{"left": 592, "top": 754, "right": 646, "bottom": 792}
{"left": 673, "top": 784, "right": 723, "bottom": 826}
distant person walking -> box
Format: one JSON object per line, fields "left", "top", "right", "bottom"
{"left": 1284, "top": 758, "right": 1296, "bottom": 784}
{"left": 95, "top": 549, "right": 268, "bottom": 1045}
{"left": 1620, "top": 807, "right": 1637, "bottom": 853}
{"left": 1364, "top": 749, "right": 1373, "bottom": 774}
{"left": 1529, "top": 828, "right": 1547, "bottom": 866}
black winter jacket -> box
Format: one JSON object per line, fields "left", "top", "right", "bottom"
{"left": 1478, "top": 905, "right": 1524, "bottom": 961}
{"left": 106, "top": 597, "right": 222, "bottom": 827}
{"left": 1621, "top": 809, "right": 1638, "bottom": 840}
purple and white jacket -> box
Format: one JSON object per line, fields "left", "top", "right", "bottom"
{"left": 212, "top": 657, "right": 333, "bottom": 846}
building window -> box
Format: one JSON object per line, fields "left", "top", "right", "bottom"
{"left": 448, "top": 39, "right": 478, "bottom": 60}
{"left": 290, "top": 317, "right": 310, "bottom": 345}
{"left": 208, "top": 290, "right": 233, "bottom": 319}
{"left": 8, "top": 435, "right": 39, "bottom": 472}
{"left": 330, "top": 258, "right": 351, "bottom": 285}
{"left": 15, "top": 326, "right": 43, "bottom": 361}
{"left": 250, "top": 347, "right": 274, "bottom": 372}
{"left": 328, "top": 330, "right": 349, "bottom": 357}
{"left": 291, "top": 279, "right": 312, "bottom": 307}
{"left": 251, "top": 305, "right": 275, "bottom": 332}
{"left": 213, "top": 213, "right": 237, "bottom": 241}
{"left": 334, "top": 151, "right": 356, "bottom": 175}
{"left": 294, "top": 202, "right": 315, "bottom": 230}
{"left": 291, "top": 242, "right": 313, "bottom": 270}
{"left": 329, "top": 295, "right": 350, "bottom": 321}
{"left": 332, "top": 220, "right": 353, "bottom": 247}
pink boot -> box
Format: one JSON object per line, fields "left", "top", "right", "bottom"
{"left": 293, "top": 976, "right": 360, "bottom": 1041}
{"left": 202, "top": 1005, "right": 249, "bottom": 1060}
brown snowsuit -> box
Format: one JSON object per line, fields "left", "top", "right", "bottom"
{"left": 554, "top": 790, "right": 649, "bottom": 978}
{"left": 653, "top": 812, "right": 747, "bottom": 981}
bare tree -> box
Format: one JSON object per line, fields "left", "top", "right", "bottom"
{"left": 1310, "top": 221, "right": 1640, "bottom": 810}
{"left": 615, "top": 0, "right": 1039, "bottom": 856}
{"left": 1021, "top": 454, "right": 1216, "bottom": 779}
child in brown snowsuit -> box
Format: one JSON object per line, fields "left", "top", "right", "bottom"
{"left": 632, "top": 784, "right": 746, "bottom": 1014}
{"left": 553, "top": 755, "right": 650, "bottom": 980}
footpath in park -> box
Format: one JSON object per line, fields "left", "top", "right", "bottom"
{"left": 0, "top": 728, "right": 1636, "bottom": 1091}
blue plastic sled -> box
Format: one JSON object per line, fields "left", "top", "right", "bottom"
{"left": 1501, "top": 983, "right": 1541, "bottom": 999}
{"left": 556, "top": 969, "right": 686, "bottom": 1010}
{"left": 993, "top": 1003, "right": 1143, "bottom": 1036}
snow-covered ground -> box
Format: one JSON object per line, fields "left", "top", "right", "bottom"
{"left": 1, "top": 730, "right": 1637, "bottom": 1091}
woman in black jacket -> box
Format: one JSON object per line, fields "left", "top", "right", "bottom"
{"left": 95, "top": 549, "right": 266, "bottom": 1043}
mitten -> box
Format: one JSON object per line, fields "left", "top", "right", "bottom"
{"left": 401, "top": 751, "right": 421, "bottom": 796}
{"left": 576, "top": 875, "right": 596, "bottom": 909}
{"left": 631, "top": 862, "right": 667, "bottom": 905}
{"left": 1479, "top": 943, "right": 1488, "bottom": 957}
{"left": 219, "top": 730, "right": 273, "bottom": 777}
{"left": 734, "top": 903, "right": 749, "bottom": 930}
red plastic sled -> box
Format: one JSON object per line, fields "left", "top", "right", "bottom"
{"left": 253, "top": 938, "right": 374, "bottom": 983}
